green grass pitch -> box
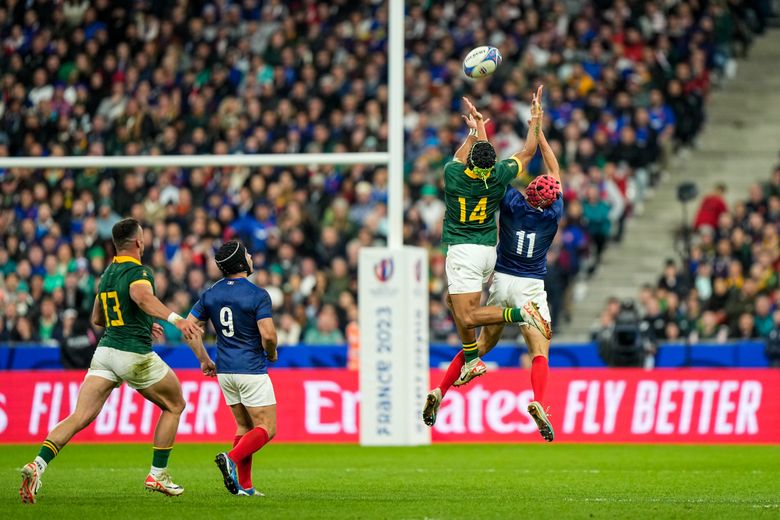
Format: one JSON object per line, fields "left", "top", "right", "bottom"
{"left": 1, "top": 443, "right": 778, "bottom": 519}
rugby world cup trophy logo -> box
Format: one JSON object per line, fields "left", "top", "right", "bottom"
{"left": 374, "top": 257, "right": 394, "bottom": 283}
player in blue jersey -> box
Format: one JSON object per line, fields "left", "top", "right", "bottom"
{"left": 424, "top": 100, "right": 563, "bottom": 442}
{"left": 185, "top": 240, "right": 278, "bottom": 496}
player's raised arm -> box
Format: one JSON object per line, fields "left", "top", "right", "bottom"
{"left": 512, "top": 85, "right": 544, "bottom": 171}
{"left": 129, "top": 282, "right": 203, "bottom": 340}
{"left": 257, "top": 318, "right": 278, "bottom": 362}
{"left": 537, "top": 124, "right": 561, "bottom": 188}
{"left": 453, "top": 97, "right": 489, "bottom": 163}
{"left": 184, "top": 313, "right": 217, "bottom": 377}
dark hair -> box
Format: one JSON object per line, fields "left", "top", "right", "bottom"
{"left": 467, "top": 140, "right": 497, "bottom": 170}
{"left": 112, "top": 218, "right": 142, "bottom": 251}
{"left": 215, "top": 240, "right": 251, "bottom": 276}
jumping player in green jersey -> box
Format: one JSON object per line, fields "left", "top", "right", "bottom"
{"left": 19, "top": 218, "right": 214, "bottom": 504}
{"left": 426, "top": 89, "right": 561, "bottom": 441}
{"left": 423, "top": 87, "right": 549, "bottom": 426}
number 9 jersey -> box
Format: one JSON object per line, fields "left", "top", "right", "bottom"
{"left": 97, "top": 256, "right": 157, "bottom": 354}
{"left": 495, "top": 187, "right": 564, "bottom": 279}
{"left": 442, "top": 158, "right": 527, "bottom": 246}
{"left": 190, "top": 277, "right": 273, "bottom": 375}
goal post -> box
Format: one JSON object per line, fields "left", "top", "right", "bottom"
{"left": 357, "top": 0, "right": 429, "bottom": 446}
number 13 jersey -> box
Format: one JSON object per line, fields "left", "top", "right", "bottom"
{"left": 495, "top": 187, "right": 564, "bottom": 280}
{"left": 442, "top": 158, "right": 525, "bottom": 246}
{"left": 191, "top": 277, "right": 273, "bottom": 375}
{"left": 97, "top": 256, "right": 157, "bottom": 354}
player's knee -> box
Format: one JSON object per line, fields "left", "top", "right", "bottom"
{"left": 166, "top": 397, "right": 186, "bottom": 415}
{"left": 264, "top": 424, "right": 276, "bottom": 440}
{"left": 462, "top": 313, "right": 478, "bottom": 329}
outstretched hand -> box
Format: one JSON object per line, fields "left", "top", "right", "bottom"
{"left": 176, "top": 319, "right": 204, "bottom": 342}
{"left": 462, "top": 96, "right": 482, "bottom": 119}
{"left": 462, "top": 114, "right": 491, "bottom": 129}
{"left": 528, "top": 85, "right": 545, "bottom": 135}
{"left": 531, "top": 84, "right": 544, "bottom": 119}
{"left": 461, "top": 96, "right": 490, "bottom": 129}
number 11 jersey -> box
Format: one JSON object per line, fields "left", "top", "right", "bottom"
{"left": 191, "top": 277, "right": 273, "bottom": 375}
{"left": 441, "top": 158, "right": 524, "bottom": 246}
{"left": 495, "top": 188, "right": 564, "bottom": 280}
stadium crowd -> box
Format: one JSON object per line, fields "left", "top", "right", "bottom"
{"left": 0, "top": 0, "right": 771, "bottom": 353}
{"left": 595, "top": 162, "right": 780, "bottom": 345}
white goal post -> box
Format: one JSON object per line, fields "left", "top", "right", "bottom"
{"left": 0, "top": 0, "right": 429, "bottom": 447}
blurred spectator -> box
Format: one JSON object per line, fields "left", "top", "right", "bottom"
{"left": 582, "top": 185, "right": 611, "bottom": 274}
{"left": 303, "top": 304, "right": 345, "bottom": 345}
{"left": 736, "top": 312, "right": 757, "bottom": 339}
{"left": 416, "top": 185, "right": 445, "bottom": 235}
{"left": 694, "top": 184, "right": 728, "bottom": 231}
{"left": 54, "top": 308, "right": 99, "bottom": 369}
{"left": 277, "top": 313, "right": 302, "bottom": 346}
{"left": 37, "top": 297, "right": 59, "bottom": 342}
{"left": 754, "top": 296, "right": 774, "bottom": 338}
{"left": 658, "top": 259, "right": 686, "bottom": 296}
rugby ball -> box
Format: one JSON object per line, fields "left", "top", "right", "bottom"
{"left": 463, "top": 46, "right": 502, "bottom": 79}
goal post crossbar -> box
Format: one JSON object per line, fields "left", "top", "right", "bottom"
{"left": 0, "top": 152, "right": 391, "bottom": 169}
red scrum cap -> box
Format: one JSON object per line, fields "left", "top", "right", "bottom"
{"left": 525, "top": 175, "right": 561, "bottom": 209}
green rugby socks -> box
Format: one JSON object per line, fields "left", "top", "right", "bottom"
{"left": 503, "top": 308, "right": 523, "bottom": 323}
{"left": 151, "top": 446, "right": 172, "bottom": 472}
{"left": 35, "top": 439, "right": 60, "bottom": 473}
{"left": 462, "top": 341, "right": 479, "bottom": 362}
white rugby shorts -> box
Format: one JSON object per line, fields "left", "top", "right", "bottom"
{"left": 445, "top": 244, "right": 497, "bottom": 295}
{"left": 217, "top": 373, "right": 277, "bottom": 408}
{"left": 487, "top": 272, "right": 552, "bottom": 325}
{"left": 87, "top": 346, "right": 170, "bottom": 390}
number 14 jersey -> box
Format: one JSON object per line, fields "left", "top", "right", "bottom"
{"left": 191, "top": 277, "right": 273, "bottom": 375}
{"left": 495, "top": 188, "right": 564, "bottom": 280}
{"left": 442, "top": 158, "right": 524, "bottom": 246}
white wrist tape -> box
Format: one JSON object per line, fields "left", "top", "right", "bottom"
{"left": 468, "top": 128, "right": 477, "bottom": 137}
{"left": 167, "top": 312, "right": 183, "bottom": 325}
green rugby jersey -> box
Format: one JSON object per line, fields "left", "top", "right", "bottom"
{"left": 442, "top": 157, "right": 527, "bottom": 246}
{"left": 96, "top": 256, "right": 157, "bottom": 354}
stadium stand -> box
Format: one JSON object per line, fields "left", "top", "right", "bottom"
{"left": 594, "top": 162, "right": 780, "bottom": 343}
{"left": 0, "top": 0, "right": 771, "bottom": 351}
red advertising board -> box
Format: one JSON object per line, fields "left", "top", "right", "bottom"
{"left": 0, "top": 369, "right": 777, "bottom": 444}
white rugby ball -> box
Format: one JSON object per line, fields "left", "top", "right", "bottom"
{"left": 463, "top": 46, "right": 502, "bottom": 79}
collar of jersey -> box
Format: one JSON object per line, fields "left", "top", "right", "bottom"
{"left": 114, "top": 255, "right": 141, "bottom": 265}
{"left": 464, "top": 167, "right": 491, "bottom": 181}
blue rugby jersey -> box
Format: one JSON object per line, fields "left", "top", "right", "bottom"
{"left": 191, "top": 277, "right": 273, "bottom": 375}
{"left": 495, "top": 187, "right": 564, "bottom": 280}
